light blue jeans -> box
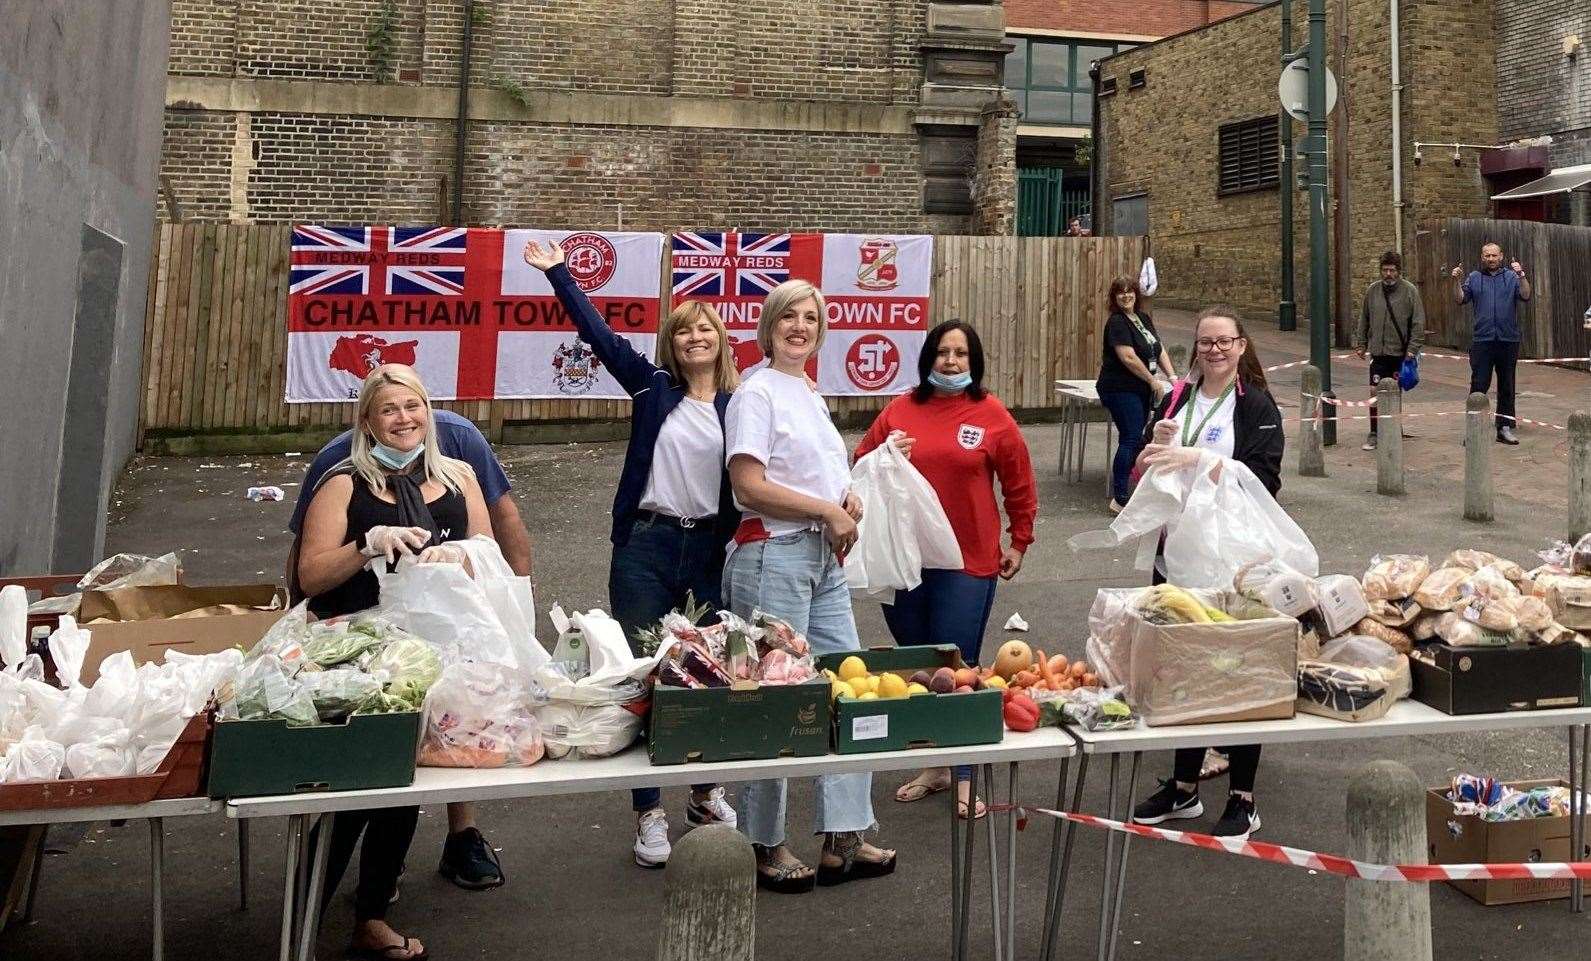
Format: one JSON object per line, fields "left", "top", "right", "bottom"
{"left": 723, "top": 530, "right": 876, "bottom": 847}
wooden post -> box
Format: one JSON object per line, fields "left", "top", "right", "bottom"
{"left": 1344, "top": 761, "right": 1432, "bottom": 961}
{"left": 1299, "top": 364, "right": 1326, "bottom": 477}
{"left": 1570, "top": 412, "right": 1591, "bottom": 541}
{"left": 1464, "top": 393, "right": 1494, "bottom": 523}
{"left": 1375, "top": 379, "right": 1404, "bottom": 495}
{"left": 655, "top": 826, "right": 755, "bottom": 961}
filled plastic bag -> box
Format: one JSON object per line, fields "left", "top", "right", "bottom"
{"left": 372, "top": 638, "right": 442, "bottom": 710}
{"left": 538, "top": 701, "right": 642, "bottom": 760}
{"left": 27, "top": 552, "right": 183, "bottom": 617}
{"left": 1352, "top": 616, "right": 1414, "bottom": 654}
{"left": 1233, "top": 558, "right": 1317, "bottom": 618}
{"left": 1413, "top": 567, "right": 1468, "bottom": 611}
{"left": 0, "top": 584, "right": 27, "bottom": 669}
{"left": 0, "top": 728, "right": 67, "bottom": 783}
{"left": 1444, "top": 550, "right": 1527, "bottom": 584}
{"left": 232, "top": 654, "right": 318, "bottom": 725}
{"left": 1070, "top": 450, "right": 1318, "bottom": 588}
{"left": 63, "top": 730, "right": 137, "bottom": 779}
{"left": 1296, "top": 635, "right": 1411, "bottom": 722}
{"left": 419, "top": 661, "right": 546, "bottom": 767}
{"left": 1311, "top": 575, "right": 1370, "bottom": 638}
{"left": 376, "top": 539, "right": 546, "bottom": 673}
{"left": 845, "top": 438, "right": 964, "bottom": 594}
{"left": 1435, "top": 612, "right": 1518, "bottom": 647}
{"left": 1362, "top": 555, "right": 1430, "bottom": 601}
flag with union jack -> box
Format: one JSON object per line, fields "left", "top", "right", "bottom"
{"left": 290, "top": 226, "right": 371, "bottom": 296}
{"left": 671, "top": 232, "right": 791, "bottom": 298}
{"left": 387, "top": 226, "right": 467, "bottom": 296}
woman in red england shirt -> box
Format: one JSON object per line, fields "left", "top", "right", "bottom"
{"left": 854, "top": 320, "right": 1038, "bottom": 819}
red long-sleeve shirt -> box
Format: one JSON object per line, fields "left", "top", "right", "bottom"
{"left": 854, "top": 392, "right": 1037, "bottom": 578}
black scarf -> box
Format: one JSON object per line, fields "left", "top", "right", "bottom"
{"left": 384, "top": 465, "right": 442, "bottom": 547}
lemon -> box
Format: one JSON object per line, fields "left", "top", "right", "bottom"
{"left": 857, "top": 691, "right": 879, "bottom": 701}
{"left": 837, "top": 656, "right": 869, "bottom": 682}
{"left": 983, "top": 675, "right": 1008, "bottom": 690}
{"left": 822, "top": 668, "right": 838, "bottom": 682}
{"left": 878, "top": 674, "right": 908, "bottom": 698}
{"left": 906, "top": 682, "right": 930, "bottom": 696}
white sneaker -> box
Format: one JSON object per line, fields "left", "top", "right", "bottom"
{"left": 634, "top": 808, "right": 671, "bottom": 868}
{"left": 686, "top": 786, "right": 739, "bottom": 830}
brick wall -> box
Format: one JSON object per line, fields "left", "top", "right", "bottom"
{"left": 1496, "top": 1, "right": 1591, "bottom": 144}
{"left": 1005, "top": 0, "right": 1264, "bottom": 36}
{"left": 971, "top": 97, "right": 1019, "bottom": 234}
{"left": 170, "top": 0, "right": 237, "bottom": 76}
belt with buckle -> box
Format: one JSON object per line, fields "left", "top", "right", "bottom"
{"left": 639, "top": 510, "right": 708, "bottom": 530}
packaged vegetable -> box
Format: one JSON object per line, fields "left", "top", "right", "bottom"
{"left": 301, "top": 669, "right": 384, "bottom": 722}
{"left": 302, "top": 619, "right": 387, "bottom": 668}
{"left": 1362, "top": 554, "right": 1430, "bottom": 601}
{"left": 232, "top": 654, "right": 319, "bottom": 726}
{"left": 371, "top": 637, "right": 442, "bottom": 710}
{"left": 1233, "top": 559, "right": 1317, "bottom": 618}
{"left": 1352, "top": 617, "right": 1413, "bottom": 655}
{"left": 419, "top": 661, "right": 545, "bottom": 768}
{"left": 1413, "top": 567, "right": 1469, "bottom": 611}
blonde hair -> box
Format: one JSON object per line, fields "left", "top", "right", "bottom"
{"left": 656, "top": 300, "right": 739, "bottom": 393}
{"left": 756, "top": 280, "right": 827, "bottom": 359}
{"left": 346, "top": 365, "right": 477, "bottom": 495}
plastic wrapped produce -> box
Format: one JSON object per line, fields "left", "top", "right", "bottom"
{"left": 232, "top": 654, "right": 319, "bottom": 725}
{"left": 301, "top": 669, "right": 383, "bottom": 722}
{"left": 1361, "top": 555, "right": 1430, "bottom": 602}
{"left": 1413, "top": 567, "right": 1469, "bottom": 611}
{"left": 418, "top": 661, "right": 545, "bottom": 768}
{"left": 1296, "top": 635, "right": 1411, "bottom": 722}
{"left": 371, "top": 637, "right": 441, "bottom": 710}
{"left": 1233, "top": 559, "right": 1317, "bottom": 618}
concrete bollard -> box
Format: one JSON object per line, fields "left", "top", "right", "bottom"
{"left": 1375, "top": 380, "right": 1404, "bottom": 495}
{"left": 1464, "top": 393, "right": 1494, "bottom": 523}
{"left": 1299, "top": 365, "right": 1326, "bottom": 477}
{"left": 1167, "top": 344, "right": 1188, "bottom": 379}
{"left": 1571, "top": 413, "right": 1591, "bottom": 542}
{"left": 1343, "top": 761, "right": 1432, "bottom": 961}
{"left": 655, "top": 826, "right": 756, "bottom": 961}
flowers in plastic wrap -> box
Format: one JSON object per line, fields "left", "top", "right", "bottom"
{"left": 648, "top": 607, "right": 817, "bottom": 689}
{"left": 418, "top": 661, "right": 546, "bottom": 768}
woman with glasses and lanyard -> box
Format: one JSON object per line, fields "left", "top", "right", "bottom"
{"left": 1096, "top": 277, "right": 1177, "bottom": 514}
{"left": 1127, "top": 305, "right": 1283, "bottom": 840}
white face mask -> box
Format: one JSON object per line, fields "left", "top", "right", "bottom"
{"left": 371, "top": 441, "right": 423, "bottom": 470}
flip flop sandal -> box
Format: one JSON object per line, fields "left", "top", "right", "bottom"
{"left": 816, "top": 835, "right": 898, "bottom": 887}
{"left": 956, "top": 797, "right": 988, "bottom": 821}
{"left": 1198, "top": 748, "right": 1230, "bottom": 781}
{"left": 348, "top": 937, "right": 428, "bottom": 961}
{"left": 753, "top": 845, "right": 816, "bottom": 895}
{"left": 895, "top": 778, "right": 949, "bottom": 803}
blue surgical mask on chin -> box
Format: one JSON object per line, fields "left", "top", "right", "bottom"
{"left": 927, "top": 369, "right": 973, "bottom": 392}
{"left": 371, "top": 441, "right": 423, "bottom": 470}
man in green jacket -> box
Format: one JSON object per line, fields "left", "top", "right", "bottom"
{"left": 1354, "top": 251, "right": 1426, "bottom": 450}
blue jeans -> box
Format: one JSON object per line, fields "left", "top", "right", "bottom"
{"left": 1098, "top": 390, "right": 1150, "bottom": 503}
{"left": 883, "top": 569, "right": 998, "bottom": 782}
{"left": 723, "top": 530, "right": 875, "bottom": 846}
{"left": 609, "top": 516, "right": 723, "bottom": 812}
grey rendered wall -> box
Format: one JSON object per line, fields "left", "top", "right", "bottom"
{"left": 1496, "top": 0, "right": 1591, "bottom": 163}
{"left": 0, "top": 2, "right": 171, "bottom": 573}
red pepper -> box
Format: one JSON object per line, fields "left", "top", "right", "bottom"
{"left": 1003, "top": 694, "right": 1040, "bottom": 732}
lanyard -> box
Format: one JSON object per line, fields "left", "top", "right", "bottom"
{"left": 1181, "top": 382, "right": 1235, "bottom": 447}
{"left": 1128, "top": 313, "right": 1157, "bottom": 348}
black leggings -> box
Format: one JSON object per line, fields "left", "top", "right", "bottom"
{"left": 1174, "top": 745, "right": 1261, "bottom": 794}
{"left": 314, "top": 806, "right": 419, "bottom": 924}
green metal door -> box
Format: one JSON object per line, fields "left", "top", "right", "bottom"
{"left": 1018, "top": 167, "right": 1090, "bottom": 236}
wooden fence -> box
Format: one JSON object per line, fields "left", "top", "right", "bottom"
{"left": 139, "top": 224, "right": 1146, "bottom": 446}
{"left": 1410, "top": 218, "right": 1591, "bottom": 364}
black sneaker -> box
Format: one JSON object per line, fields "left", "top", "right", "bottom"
{"left": 439, "top": 827, "right": 505, "bottom": 889}
{"left": 1211, "top": 793, "right": 1261, "bottom": 839}
{"left": 1132, "top": 780, "right": 1203, "bottom": 825}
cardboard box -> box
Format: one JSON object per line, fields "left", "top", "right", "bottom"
{"left": 76, "top": 584, "right": 288, "bottom": 681}
{"left": 208, "top": 712, "right": 422, "bottom": 798}
{"left": 1426, "top": 779, "right": 1591, "bottom": 905}
{"left": 815, "top": 646, "right": 1003, "bottom": 754}
{"left": 648, "top": 677, "right": 830, "bottom": 765}
{"left": 1535, "top": 572, "right": 1591, "bottom": 631}
{"left": 1409, "top": 641, "right": 1582, "bottom": 715}
{"left": 1088, "top": 588, "right": 1299, "bottom": 727}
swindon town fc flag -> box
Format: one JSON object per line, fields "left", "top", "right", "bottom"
{"left": 285, "top": 226, "right": 663, "bottom": 401}
{"left": 669, "top": 232, "right": 933, "bottom": 396}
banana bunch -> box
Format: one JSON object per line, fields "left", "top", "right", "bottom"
{"left": 1136, "top": 584, "right": 1233, "bottom": 625}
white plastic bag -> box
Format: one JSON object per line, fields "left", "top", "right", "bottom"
{"left": 1, "top": 727, "right": 67, "bottom": 783}
{"left": 418, "top": 661, "right": 545, "bottom": 768}
{"left": 535, "top": 607, "right": 661, "bottom": 704}
{"left": 845, "top": 439, "right": 964, "bottom": 594}
{"left": 27, "top": 552, "right": 183, "bottom": 617}
{"left": 0, "top": 584, "right": 27, "bottom": 669}
{"left": 376, "top": 538, "right": 547, "bottom": 673}
{"left": 538, "top": 701, "right": 642, "bottom": 760}
{"left": 1070, "top": 450, "right": 1318, "bottom": 588}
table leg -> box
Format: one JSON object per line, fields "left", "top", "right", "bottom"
{"left": 1006, "top": 761, "right": 1019, "bottom": 961}
{"left": 1103, "top": 419, "right": 1115, "bottom": 499}
{"left": 950, "top": 774, "right": 964, "bottom": 957}
{"left": 957, "top": 766, "right": 979, "bottom": 961}
{"left": 1041, "top": 754, "right": 1090, "bottom": 961}
{"left": 1094, "top": 755, "right": 1121, "bottom": 961}
{"left": 1105, "top": 753, "right": 1142, "bottom": 961}
{"left": 1571, "top": 727, "right": 1580, "bottom": 915}
{"left": 238, "top": 819, "right": 251, "bottom": 911}
{"left": 1580, "top": 724, "right": 1589, "bottom": 913}
{"left": 21, "top": 825, "right": 46, "bottom": 924}
{"left": 149, "top": 817, "right": 165, "bottom": 961}
{"left": 984, "top": 763, "right": 1004, "bottom": 961}
{"left": 296, "top": 814, "right": 333, "bottom": 961}
{"left": 1076, "top": 418, "right": 1089, "bottom": 484}
{"left": 279, "top": 815, "right": 304, "bottom": 961}
{"left": 1059, "top": 403, "right": 1072, "bottom": 477}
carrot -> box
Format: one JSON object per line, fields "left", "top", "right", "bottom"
{"left": 1035, "top": 648, "right": 1057, "bottom": 686}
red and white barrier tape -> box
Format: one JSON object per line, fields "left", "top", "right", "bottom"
{"left": 1297, "top": 394, "right": 1569, "bottom": 430}
{"left": 1011, "top": 807, "right": 1591, "bottom": 883}
{"left": 1265, "top": 352, "right": 1591, "bottom": 373}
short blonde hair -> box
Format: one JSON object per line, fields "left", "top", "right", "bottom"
{"left": 347, "top": 365, "right": 476, "bottom": 495}
{"left": 656, "top": 300, "right": 739, "bottom": 393}
{"left": 756, "top": 280, "right": 827, "bottom": 359}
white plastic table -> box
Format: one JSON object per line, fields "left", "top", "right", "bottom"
{"left": 0, "top": 795, "right": 221, "bottom": 961}
{"left": 1055, "top": 380, "right": 1113, "bottom": 496}
{"left": 228, "top": 729, "right": 1078, "bottom": 961}
{"left": 1037, "top": 702, "right": 1591, "bottom": 961}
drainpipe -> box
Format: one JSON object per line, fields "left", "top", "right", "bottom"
{"left": 452, "top": 0, "right": 474, "bottom": 226}
{"left": 1089, "top": 62, "right": 1102, "bottom": 233}
{"left": 1390, "top": 0, "right": 1404, "bottom": 252}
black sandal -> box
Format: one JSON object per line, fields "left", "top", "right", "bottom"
{"left": 753, "top": 844, "right": 816, "bottom": 894}
{"left": 815, "top": 832, "right": 897, "bottom": 887}
{"left": 348, "top": 937, "right": 428, "bottom": 961}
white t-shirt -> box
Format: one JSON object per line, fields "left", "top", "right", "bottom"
{"left": 1176, "top": 386, "right": 1237, "bottom": 459}
{"left": 724, "top": 368, "right": 850, "bottom": 537}
{"left": 639, "top": 398, "right": 723, "bottom": 519}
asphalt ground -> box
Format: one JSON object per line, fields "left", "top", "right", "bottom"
{"left": 8, "top": 313, "right": 1591, "bottom": 960}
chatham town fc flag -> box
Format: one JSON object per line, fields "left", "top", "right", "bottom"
{"left": 670, "top": 232, "right": 933, "bottom": 396}
{"left": 285, "top": 226, "right": 663, "bottom": 401}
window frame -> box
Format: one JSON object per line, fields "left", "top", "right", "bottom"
{"left": 1004, "top": 36, "right": 1131, "bottom": 126}
{"left": 1217, "top": 115, "right": 1281, "bottom": 196}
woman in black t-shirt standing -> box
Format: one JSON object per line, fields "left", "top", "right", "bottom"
{"left": 1095, "top": 277, "right": 1177, "bottom": 513}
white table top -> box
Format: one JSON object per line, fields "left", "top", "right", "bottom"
{"left": 1066, "top": 700, "right": 1591, "bottom": 754}
{"left": 227, "top": 728, "right": 1078, "bottom": 819}
{"left": 1055, "top": 379, "right": 1101, "bottom": 403}
{"left": 0, "top": 794, "right": 220, "bottom": 827}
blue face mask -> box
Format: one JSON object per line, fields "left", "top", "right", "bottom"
{"left": 927, "top": 369, "right": 973, "bottom": 392}
{"left": 370, "top": 441, "right": 423, "bottom": 470}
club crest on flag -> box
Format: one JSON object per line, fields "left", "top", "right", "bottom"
{"left": 560, "top": 232, "right": 619, "bottom": 292}
{"left": 328, "top": 333, "right": 419, "bottom": 381}
{"left": 957, "top": 424, "right": 985, "bottom": 450}
{"left": 552, "top": 340, "right": 604, "bottom": 394}
{"left": 856, "top": 237, "right": 900, "bottom": 292}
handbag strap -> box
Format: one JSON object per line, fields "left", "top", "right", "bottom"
{"left": 1383, "top": 284, "right": 1412, "bottom": 356}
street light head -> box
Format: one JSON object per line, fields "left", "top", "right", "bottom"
{"left": 1453, "top": 148, "right": 1463, "bottom": 167}
{"left": 1413, "top": 146, "right": 1423, "bottom": 167}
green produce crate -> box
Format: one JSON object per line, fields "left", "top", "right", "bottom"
{"left": 648, "top": 677, "right": 830, "bottom": 765}
{"left": 816, "top": 646, "right": 1004, "bottom": 754}
{"left": 207, "top": 712, "right": 422, "bottom": 799}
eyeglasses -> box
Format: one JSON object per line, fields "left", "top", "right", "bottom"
{"left": 1195, "top": 336, "right": 1242, "bottom": 353}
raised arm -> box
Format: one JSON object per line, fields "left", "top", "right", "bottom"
{"left": 524, "top": 240, "right": 659, "bottom": 395}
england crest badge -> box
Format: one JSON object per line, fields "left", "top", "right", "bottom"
{"left": 957, "top": 423, "right": 985, "bottom": 450}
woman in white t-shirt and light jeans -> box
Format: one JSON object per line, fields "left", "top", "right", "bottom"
{"left": 724, "top": 279, "right": 898, "bottom": 894}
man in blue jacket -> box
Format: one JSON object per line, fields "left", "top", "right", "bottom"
{"left": 1453, "top": 243, "right": 1532, "bottom": 445}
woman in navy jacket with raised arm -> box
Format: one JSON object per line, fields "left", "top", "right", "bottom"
{"left": 524, "top": 239, "right": 742, "bottom": 868}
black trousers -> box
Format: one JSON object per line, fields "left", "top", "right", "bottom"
{"left": 1367, "top": 354, "right": 1403, "bottom": 434}
{"left": 1469, "top": 339, "right": 1519, "bottom": 431}
{"left": 313, "top": 806, "right": 419, "bottom": 924}
{"left": 1174, "top": 745, "right": 1262, "bottom": 793}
